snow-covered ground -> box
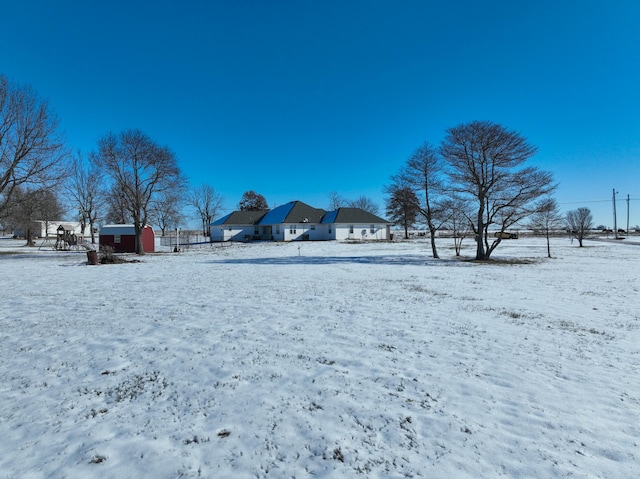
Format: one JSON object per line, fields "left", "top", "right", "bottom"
{"left": 1, "top": 236, "right": 639, "bottom": 478}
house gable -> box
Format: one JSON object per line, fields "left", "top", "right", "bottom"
{"left": 259, "top": 201, "right": 326, "bottom": 226}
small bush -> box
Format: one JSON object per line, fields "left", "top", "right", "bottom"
{"left": 98, "top": 245, "right": 139, "bottom": 264}
{"left": 99, "top": 246, "right": 119, "bottom": 264}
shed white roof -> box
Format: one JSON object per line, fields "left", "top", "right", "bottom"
{"left": 99, "top": 225, "right": 153, "bottom": 235}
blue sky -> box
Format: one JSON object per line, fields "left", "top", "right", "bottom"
{"left": 2, "top": 0, "right": 639, "bottom": 227}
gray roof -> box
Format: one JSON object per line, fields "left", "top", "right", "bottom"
{"left": 211, "top": 204, "right": 390, "bottom": 226}
{"left": 211, "top": 210, "right": 268, "bottom": 226}
{"left": 260, "top": 201, "right": 326, "bottom": 225}
{"left": 323, "top": 208, "right": 391, "bottom": 224}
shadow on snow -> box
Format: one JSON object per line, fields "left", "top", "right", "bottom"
{"left": 203, "top": 254, "right": 471, "bottom": 267}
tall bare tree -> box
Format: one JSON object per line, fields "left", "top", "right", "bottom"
{"left": 529, "top": 197, "right": 564, "bottom": 257}
{"left": 441, "top": 121, "right": 555, "bottom": 260}
{"left": 404, "top": 142, "right": 448, "bottom": 258}
{"left": 91, "top": 129, "right": 184, "bottom": 254}
{"left": 0, "top": 75, "right": 69, "bottom": 217}
{"left": 566, "top": 207, "right": 593, "bottom": 247}
{"left": 190, "top": 184, "right": 224, "bottom": 236}
{"left": 67, "top": 152, "right": 104, "bottom": 244}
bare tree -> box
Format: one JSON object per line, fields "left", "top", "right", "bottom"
{"left": 91, "top": 129, "right": 184, "bottom": 254}
{"left": 566, "top": 207, "right": 593, "bottom": 247}
{"left": 441, "top": 121, "right": 555, "bottom": 260}
{"left": 67, "top": 152, "right": 104, "bottom": 244}
{"left": 528, "top": 197, "right": 564, "bottom": 257}
{"left": 190, "top": 184, "right": 224, "bottom": 236}
{"left": 238, "top": 190, "right": 268, "bottom": 211}
{"left": 385, "top": 180, "right": 420, "bottom": 239}
{"left": 0, "top": 75, "right": 69, "bottom": 217}
{"left": 404, "top": 142, "right": 449, "bottom": 259}
{"left": 347, "top": 195, "right": 380, "bottom": 215}
{"left": 327, "top": 191, "right": 346, "bottom": 210}
{"left": 149, "top": 190, "right": 185, "bottom": 236}
{"left": 444, "top": 198, "right": 473, "bottom": 256}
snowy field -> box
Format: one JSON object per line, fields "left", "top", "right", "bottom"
{"left": 1, "top": 236, "right": 639, "bottom": 478}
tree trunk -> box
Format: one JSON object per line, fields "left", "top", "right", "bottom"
{"left": 134, "top": 225, "right": 146, "bottom": 255}
{"left": 475, "top": 195, "right": 492, "bottom": 260}
{"left": 546, "top": 230, "right": 551, "bottom": 258}
{"left": 429, "top": 226, "right": 439, "bottom": 259}
{"left": 90, "top": 218, "right": 96, "bottom": 244}
{"left": 475, "top": 218, "right": 487, "bottom": 260}
{"left": 454, "top": 236, "right": 462, "bottom": 256}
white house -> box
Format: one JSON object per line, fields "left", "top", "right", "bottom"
{"left": 13, "top": 220, "right": 83, "bottom": 239}
{"left": 210, "top": 201, "right": 391, "bottom": 242}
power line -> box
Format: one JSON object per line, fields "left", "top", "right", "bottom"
{"left": 558, "top": 197, "right": 640, "bottom": 205}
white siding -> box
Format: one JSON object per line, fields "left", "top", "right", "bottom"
{"left": 334, "top": 224, "right": 388, "bottom": 241}
{"left": 210, "top": 223, "right": 388, "bottom": 242}
{"left": 210, "top": 225, "right": 255, "bottom": 242}
{"left": 280, "top": 223, "right": 328, "bottom": 241}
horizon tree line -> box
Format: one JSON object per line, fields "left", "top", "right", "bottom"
{"left": 1, "top": 74, "right": 614, "bottom": 256}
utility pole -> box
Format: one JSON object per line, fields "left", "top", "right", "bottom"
{"left": 627, "top": 194, "right": 630, "bottom": 236}
{"left": 613, "top": 188, "right": 618, "bottom": 239}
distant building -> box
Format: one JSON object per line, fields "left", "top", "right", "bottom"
{"left": 210, "top": 200, "right": 391, "bottom": 242}
{"left": 13, "top": 220, "right": 83, "bottom": 239}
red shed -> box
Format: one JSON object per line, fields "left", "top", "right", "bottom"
{"left": 99, "top": 225, "right": 155, "bottom": 253}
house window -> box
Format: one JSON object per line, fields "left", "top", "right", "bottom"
{"left": 290, "top": 225, "right": 296, "bottom": 234}
{"left": 349, "top": 225, "right": 354, "bottom": 234}
{"left": 276, "top": 225, "right": 280, "bottom": 234}
{"left": 114, "top": 234, "right": 121, "bottom": 243}
{"left": 254, "top": 226, "right": 259, "bottom": 235}
{"left": 370, "top": 225, "right": 375, "bottom": 234}
{"left": 328, "top": 225, "right": 332, "bottom": 234}
{"left": 310, "top": 225, "right": 315, "bottom": 230}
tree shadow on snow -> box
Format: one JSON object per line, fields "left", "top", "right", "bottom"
{"left": 203, "top": 254, "right": 469, "bottom": 267}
